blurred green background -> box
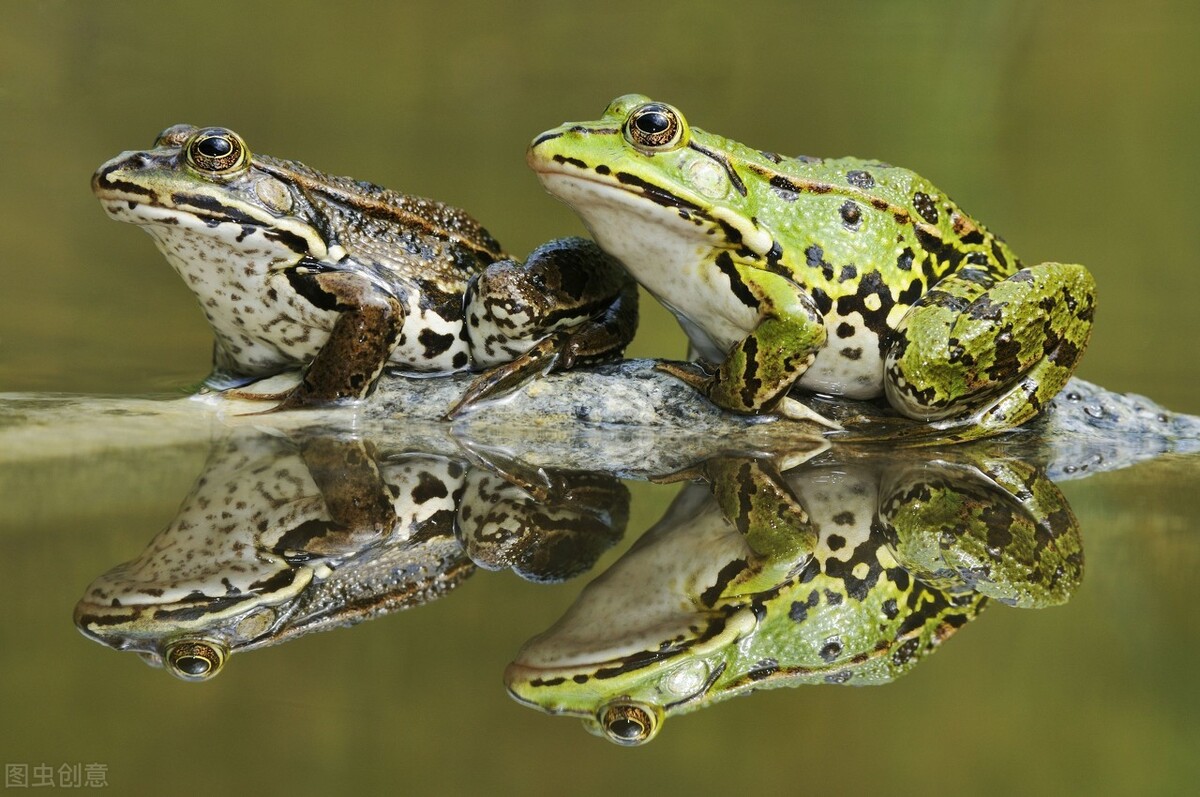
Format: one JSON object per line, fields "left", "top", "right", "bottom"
{"left": 1, "top": 1, "right": 1198, "bottom": 795}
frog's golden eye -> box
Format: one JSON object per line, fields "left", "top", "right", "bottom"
{"left": 624, "top": 103, "right": 685, "bottom": 152}
{"left": 186, "top": 128, "right": 249, "bottom": 176}
{"left": 597, "top": 699, "right": 663, "bottom": 746}
{"left": 163, "top": 638, "right": 228, "bottom": 682}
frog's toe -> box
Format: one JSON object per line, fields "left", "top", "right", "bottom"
{"left": 776, "top": 397, "right": 844, "bottom": 430}
{"left": 216, "top": 372, "right": 299, "bottom": 400}
{"left": 654, "top": 360, "right": 715, "bottom": 392}
{"left": 446, "top": 336, "right": 564, "bottom": 419}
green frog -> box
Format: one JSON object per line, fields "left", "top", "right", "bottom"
{"left": 93, "top": 125, "right": 637, "bottom": 410}
{"left": 505, "top": 452, "right": 1082, "bottom": 745}
{"left": 74, "top": 429, "right": 628, "bottom": 680}
{"left": 528, "top": 95, "right": 1096, "bottom": 439}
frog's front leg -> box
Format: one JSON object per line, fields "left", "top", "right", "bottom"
{"left": 274, "top": 263, "right": 404, "bottom": 410}
{"left": 884, "top": 262, "right": 1095, "bottom": 438}
{"left": 447, "top": 237, "right": 637, "bottom": 416}
{"left": 701, "top": 456, "right": 817, "bottom": 598}
{"left": 659, "top": 260, "right": 836, "bottom": 427}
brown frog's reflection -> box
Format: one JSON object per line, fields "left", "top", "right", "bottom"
{"left": 74, "top": 428, "right": 627, "bottom": 680}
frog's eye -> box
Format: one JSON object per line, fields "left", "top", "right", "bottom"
{"left": 162, "top": 638, "right": 228, "bottom": 682}
{"left": 185, "top": 128, "right": 250, "bottom": 176}
{"left": 596, "top": 699, "right": 663, "bottom": 746}
{"left": 624, "top": 103, "right": 685, "bottom": 152}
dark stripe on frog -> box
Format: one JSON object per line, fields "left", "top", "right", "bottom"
{"left": 530, "top": 126, "right": 620, "bottom": 149}
{"left": 615, "top": 171, "right": 704, "bottom": 212}
{"left": 763, "top": 240, "right": 789, "bottom": 278}
{"left": 991, "top": 240, "right": 1008, "bottom": 267}
{"left": 915, "top": 227, "right": 967, "bottom": 271}
{"left": 552, "top": 154, "right": 588, "bottom": 170}
{"left": 591, "top": 615, "right": 739, "bottom": 680}
{"left": 285, "top": 259, "right": 350, "bottom": 311}
{"left": 168, "top": 192, "right": 310, "bottom": 255}
{"left": 148, "top": 584, "right": 293, "bottom": 623}
{"left": 273, "top": 518, "right": 348, "bottom": 558}
{"left": 94, "top": 170, "right": 157, "bottom": 200}
{"left": 78, "top": 610, "right": 140, "bottom": 627}
{"left": 714, "top": 251, "right": 758, "bottom": 308}
{"left": 687, "top": 141, "right": 748, "bottom": 196}
{"left": 738, "top": 336, "right": 763, "bottom": 409}
{"left": 170, "top": 192, "right": 271, "bottom": 230}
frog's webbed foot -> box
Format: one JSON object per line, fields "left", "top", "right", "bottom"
{"left": 655, "top": 360, "right": 842, "bottom": 430}
{"left": 205, "top": 372, "right": 311, "bottom": 416}
{"left": 775, "top": 397, "right": 843, "bottom": 430}
{"left": 444, "top": 329, "right": 572, "bottom": 419}
{"left": 654, "top": 359, "right": 714, "bottom": 393}
{"left": 649, "top": 438, "right": 829, "bottom": 485}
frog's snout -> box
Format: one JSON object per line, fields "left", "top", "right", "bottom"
{"left": 91, "top": 151, "right": 145, "bottom": 195}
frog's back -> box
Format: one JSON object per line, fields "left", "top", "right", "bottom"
{"left": 757, "top": 150, "right": 1022, "bottom": 290}
{"left": 256, "top": 154, "right": 506, "bottom": 284}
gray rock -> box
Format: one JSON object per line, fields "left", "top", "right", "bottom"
{"left": 0, "top": 359, "right": 1195, "bottom": 481}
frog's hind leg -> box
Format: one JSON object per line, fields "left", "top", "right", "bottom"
{"left": 884, "top": 262, "right": 1095, "bottom": 440}
{"left": 448, "top": 237, "right": 638, "bottom": 417}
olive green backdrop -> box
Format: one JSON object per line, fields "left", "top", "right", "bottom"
{"left": 1, "top": 1, "right": 1198, "bottom": 795}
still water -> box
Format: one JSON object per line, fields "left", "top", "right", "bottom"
{"left": 2, "top": 1, "right": 1198, "bottom": 795}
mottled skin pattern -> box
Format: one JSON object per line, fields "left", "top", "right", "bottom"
{"left": 505, "top": 454, "right": 1082, "bottom": 745}
{"left": 73, "top": 430, "right": 628, "bottom": 680}
{"left": 92, "top": 125, "right": 636, "bottom": 410}
{"left": 528, "top": 95, "right": 1096, "bottom": 440}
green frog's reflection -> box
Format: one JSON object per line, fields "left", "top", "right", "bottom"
{"left": 504, "top": 451, "right": 1083, "bottom": 746}
{"left": 73, "top": 428, "right": 628, "bottom": 680}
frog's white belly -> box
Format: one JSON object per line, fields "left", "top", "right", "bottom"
{"left": 142, "top": 218, "right": 469, "bottom": 375}
{"left": 798, "top": 313, "right": 885, "bottom": 399}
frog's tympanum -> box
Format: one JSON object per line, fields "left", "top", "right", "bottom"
{"left": 528, "top": 96, "right": 1096, "bottom": 439}
{"left": 93, "top": 126, "right": 637, "bottom": 411}
{"left": 505, "top": 453, "right": 1082, "bottom": 745}
{"left": 73, "top": 429, "right": 627, "bottom": 680}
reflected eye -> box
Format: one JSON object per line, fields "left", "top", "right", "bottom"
{"left": 163, "top": 638, "right": 228, "bottom": 682}
{"left": 597, "top": 699, "right": 662, "bottom": 746}
{"left": 624, "top": 103, "right": 685, "bottom": 151}
{"left": 185, "top": 128, "right": 249, "bottom": 175}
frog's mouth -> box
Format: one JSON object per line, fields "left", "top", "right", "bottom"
{"left": 528, "top": 145, "right": 708, "bottom": 217}
{"left": 531, "top": 161, "right": 719, "bottom": 253}
{"left": 504, "top": 657, "right": 725, "bottom": 718}
{"left": 92, "top": 155, "right": 327, "bottom": 259}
